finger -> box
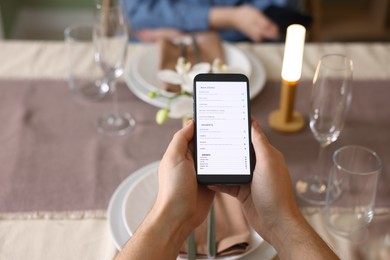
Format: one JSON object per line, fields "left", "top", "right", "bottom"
{"left": 263, "top": 23, "right": 279, "bottom": 40}
{"left": 251, "top": 119, "right": 271, "bottom": 159}
{"left": 250, "top": 29, "right": 263, "bottom": 42}
{"left": 181, "top": 119, "right": 194, "bottom": 140}
{"left": 188, "top": 138, "right": 194, "bottom": 159}
{"left": 251, "top": 118, "right": 266, "bottom": 140}
{"left": 164, "top": 120, "right": 194, "bottom": 159}
{"left": 208, "top": 185, "right": 240, "bottom": 198}
{"left": 138, "top": 29, "right": 173, "bottom": 42}
{"left": 255, "top": 14, "right": 279, "bottom": 40}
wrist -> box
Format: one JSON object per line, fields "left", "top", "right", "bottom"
{"left": 146, "top": 204, "right": 192, "bottom": 246}
{"left": 269, "top": 210, "right": 338, "bottom": 259}
{"left": 209, "top": 7, "right": 237, "bottom": 29}
{"left": 117, "top": 203, "right": 191, "bottom": 260}
{"left": 269, "top": 211, "right": 307, "bottom": 255}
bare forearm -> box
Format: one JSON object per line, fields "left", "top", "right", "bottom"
{"left": 271, "top": 213, "right": 339, "bottom": 260}
{"left": 208, "top": 7, "right": 236, "bottom": 30}
{"left": 115, "top": 207, "right": 189, "bottom": 260}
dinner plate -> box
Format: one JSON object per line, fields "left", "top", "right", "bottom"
{"left": 107, "top": 161, "right": 161, "bottom": 250}
{"left": 124, "top": 43, "right": 266, "bottom": 108}
{"left": 107, "top": 161, "right": 276, "bottom": 259}
{"left": 120, "top": 162, "right": 275, "bottom": 260}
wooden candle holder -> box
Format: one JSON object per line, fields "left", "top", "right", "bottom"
{"left": 268, "top": 79, "right": 304, "bottom": 133}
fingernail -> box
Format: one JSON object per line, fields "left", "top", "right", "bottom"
{"left": 207, "top": 185, "right": 218, "bottom": 191}
{"left": 182, "top": 118, "right": 193, "bottom": 128}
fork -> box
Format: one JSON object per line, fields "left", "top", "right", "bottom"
{"left": 187, "top": 232, "right": 196, "bottom": 260}
{"left": 191, "top": 34, "right": 201, "bottom": 63}
{"left": 179, "top": 40, "right": 187, "bottom": 59}
{"left": 207, "top": 202, "right": 216, "bottom": 258}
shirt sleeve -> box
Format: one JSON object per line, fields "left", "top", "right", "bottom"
{"left": 250, "top": 0, "right": 298, "bottom": 10}
{"left": 124, "top": 0, "right": 211, "bottom": 32}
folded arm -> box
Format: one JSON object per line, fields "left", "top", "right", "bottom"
{"left": 124, "top": 0, "right": 210, "bottom": 32}
{"left": 124, "top": 0, "right": 280, "bottom": 42}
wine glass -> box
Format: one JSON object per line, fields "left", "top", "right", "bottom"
{"left": 93, "top": 0, "right": 135, "bottom": 136}
{"left": 296, "top": 54, "right": 353, "bottom": 205}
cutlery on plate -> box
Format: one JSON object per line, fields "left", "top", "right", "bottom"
{"left": 179, "top": 41, "right": 187, "bottom": 59}
{"left": 191, "top": 34, "right": 201, "bottom": 63}
{"left": 187, "top": 232, "right": 196, "bottom": 260}
{"left": 207, "top": 202, "right": 216, "bottom": 258}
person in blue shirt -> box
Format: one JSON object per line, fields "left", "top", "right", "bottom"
{"left": 124, "top": 0, "right": 308, "bottom": 42}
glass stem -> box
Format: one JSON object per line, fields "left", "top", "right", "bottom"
{"left": 109, "top": 80, "right": 120, "bottom": 117}
{"left": 312, "top": 143, "right": 328, "bottom": 193}
{"left": 318, "top": 144, "right": 327, "bottom": 178}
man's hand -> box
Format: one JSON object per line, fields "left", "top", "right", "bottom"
{"left": 209, "top": 6, "right": 279, "bottom": 42}
{"left": 136, "top": 28, "right": 184, "bottom": 42}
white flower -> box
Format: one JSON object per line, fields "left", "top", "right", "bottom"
{"left": 157, "top": 57, "right": 210, "bottom": 94}
{"left": 152, "top": 57, "right": 234, "bottom": 124}
{"left": 211, "top": 58, "right": 228, "bottom": 73}
{"left": 169, "top": 95, "right": 193, "bottom": 119}
{"left": 211, "top": 58, "right": 247, "bottom": 75}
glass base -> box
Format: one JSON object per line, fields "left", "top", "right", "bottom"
{"left": 71, "top": 79, "right": 109, "bottom": 101}
{"left": 97, "top": 113, "right": 135, "bottom": 136}
{"left": 325, "top": 209, "right": 371, "bottom": 238}
{"left": 295, "top": 176, "right": 329, "bottom": 205}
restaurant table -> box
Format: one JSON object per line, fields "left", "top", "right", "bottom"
{"left": 0, "top": 40, "right": 389, "bottom": 260}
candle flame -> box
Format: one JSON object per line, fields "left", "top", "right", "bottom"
{"left": 281, "top": 24, "right": 306, "bottom": 83}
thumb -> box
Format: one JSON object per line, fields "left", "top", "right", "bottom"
{"left": 207, "top": 185, "right": 240, "bottom": 198}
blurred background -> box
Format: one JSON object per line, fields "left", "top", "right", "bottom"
{"left": 0, "top": 0, "right": 389, "bottom": 42}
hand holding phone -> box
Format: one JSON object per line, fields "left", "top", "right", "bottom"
{"left": 193, "top": 73, "right": 255, "bottom": 184}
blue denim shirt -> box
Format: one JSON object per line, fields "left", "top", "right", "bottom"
{"left": 124, "top": 0, "right": 299, "bottom": 41}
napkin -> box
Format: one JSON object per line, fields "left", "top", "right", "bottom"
{"left": 158, "top": 32, "right": 225, "bottom": 92}
{"left": 180, "top": 192, "right": 252, "bottom": 257}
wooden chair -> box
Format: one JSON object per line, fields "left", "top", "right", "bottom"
{"left": 304, "top": 0, "right": 390, "bottom": 42}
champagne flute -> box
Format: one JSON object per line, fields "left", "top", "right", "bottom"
{"left": 93, "top": 0, "right": 135, "bottom": 136}
{"left": 296, "top": 54, "right": 353, "bottom": 205}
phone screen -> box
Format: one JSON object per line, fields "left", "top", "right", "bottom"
{"left": 194, "top": 73, "right": 254, "bottom": 184}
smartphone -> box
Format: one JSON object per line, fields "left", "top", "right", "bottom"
{"left": 193, "top": 73, "right": 255, "bottom": 184}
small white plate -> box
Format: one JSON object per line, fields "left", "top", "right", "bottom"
{"left": 124, "top": 43, "right": 266, "bottom": 108}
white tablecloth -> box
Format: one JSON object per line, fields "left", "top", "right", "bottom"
{"left": 0, "top": 41, "right": 388, "bottom": 81}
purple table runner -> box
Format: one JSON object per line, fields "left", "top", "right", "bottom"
{"left": 252, "top": 79, "right": 390, "bottom": 207}
{"left": 0, "top": 79, "right": 388, "bottom": 212}
{"left": 0, "top": 80, "right": 180, "bottom": 212}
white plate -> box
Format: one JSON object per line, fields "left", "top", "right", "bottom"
{"left": 107, "top": 161, "right": 161, "bottom": 250}
{"left": 120, "top": 163, "right": 271, "bottom": 260}
{"left": 107, "top": 161, "right": 276, "bottom": 259}
{"left": 124, "top": 43, "right": 266, "bottom": 108}
{"left": 122, "top": 165, "right": 159, "bottom": 237}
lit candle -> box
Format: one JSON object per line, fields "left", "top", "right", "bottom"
{"left": 281, "top": 24, "right": 306, "bottom": 83}
{"left": 269, "top": 24, "right": 306, "bottom": 133}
